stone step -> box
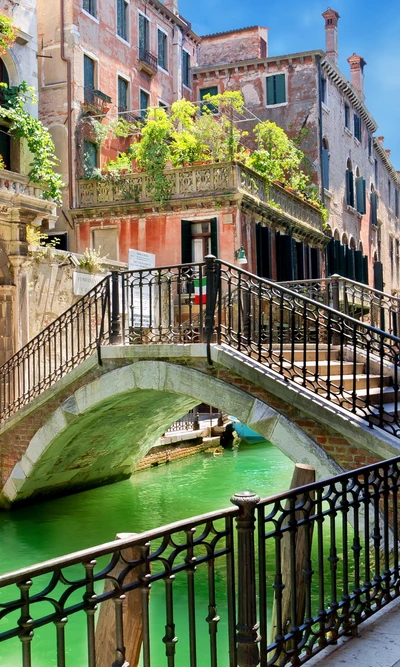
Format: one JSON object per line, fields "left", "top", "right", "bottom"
{"left": 294, "top": 374, "right": 391, "bottom": 392}
{"left": 281, "top": 359, "right": 365, "bottom": 375}
{"left": 281, "top": 349, "right": 341, "bottom": 362}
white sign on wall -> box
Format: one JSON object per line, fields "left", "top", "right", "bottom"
{"left": 127, "top": 249, "right": 156, "bottom": 327}
{"left": 73, "top": 271, "right": 104, "bottom": 296}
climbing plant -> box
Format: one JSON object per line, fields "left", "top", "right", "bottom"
{"left": 0, "top": 82, "right": 63, "bottom": 203}
{"left": 0, "top": 14, "right": 17, "bottom": 57}
{"left": 129, "top": 108, "right": 172, "bottom": 202}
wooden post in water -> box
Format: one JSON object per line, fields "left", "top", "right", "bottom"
{"left": 95, "top": 533, "right": 145, "bottom": 667}
{"left": 270, "top": 463, "right": 316, "bottom": 661}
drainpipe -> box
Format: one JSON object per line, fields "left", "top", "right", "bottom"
{"left": 316, "top": 54, "right": 325, "bottom": 207}
{"left": 60, "top": 0, "right": 74, "bottom": 210}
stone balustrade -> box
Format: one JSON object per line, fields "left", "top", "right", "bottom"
{"left": 0, "top": 169, "right": 56, "bottom": 219}
{"left": 77, "top": 161, "right": 325, "bottom": 234}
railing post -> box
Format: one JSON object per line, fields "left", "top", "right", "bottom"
{"left": 231, "top": 491, "right": 261, "bottom": 667}
{"left": 330, "top": 274, "right": 340, "bottom": 346}
{"left": 192, "top": 406, "right": 200, "bottom": 431}
{"left": 110, "top": 271, "right": 121, "bottom": 344}
{"left": 205, "top": 254, "right": 218, "bottom": 365}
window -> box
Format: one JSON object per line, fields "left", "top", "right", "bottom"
{"left": 345, "top": 159, "right": 354, "bottom": 208}
{"left": 139, "top": 89, "right": 149, "bottom": 117}
{"left": 355, "top": 174, "right": 366, "bottom": 214}
{"left": 158, "top": 29, "right": 168, "bottom": 71}
{"left": 199, "top": 86, "right": 218, "bottom": 114}
{"left": 390, "top": 236, "right": 394, "bottom": 274}
{"left": 266, "top": 74, "right": 286, "bottom": 106}
{"left": 181, "top": 219, "right": 218, "bottom": 264}
{"left": 370, "top": 187, "right": 378, "bottom": 226}
{"left": 368, "top": 135, "right": 372, "bottom": 158}
{"left": 321, "top": 77, "right": 327, "bottom": 105}
{"left": 344, "top": 103, "right": 350, "bottom": 129}
{"left": 84, "top": 54, "right": 95, "bottom": 89}
{"left": 395, "top": 189, "right": 399, "bottom": 218}
{"left": 117, "top": 0, "right": 128, "bottom": 41}
{"left": 374, "top": 158, "right": 378, "bottom": 185}
{"left": 139, "top": 13, "right": 149, "bottom": 57}
{"left": 182, "top": 49, "right": 190, "bottom": 88}
{"left": 322, "top": 138, "right": 329, "bottom": 190}
{"left": 118, "top": 76, "right": 128, "bottom": 114}
{"left": 83, "top": 0, "right": 96, "bottom": 17}
{"left": 83, "top": 140, "right": 98, "bottom": 173}
{"left": 354, "top": 114, "right": 361, "bottom": 141}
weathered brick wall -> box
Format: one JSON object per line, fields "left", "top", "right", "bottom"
{"left": 198, "top": 27, "right": 269, "bottom": 67}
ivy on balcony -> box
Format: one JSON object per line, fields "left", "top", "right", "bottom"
{"left": 0, "top": 82, "right": 63, "bottom": 203}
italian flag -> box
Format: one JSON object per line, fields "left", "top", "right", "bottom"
{"left": 194, "top": 276, "right": 206, "bottom": 305}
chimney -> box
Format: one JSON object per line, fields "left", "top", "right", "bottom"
{"left": 377, "top": 136, "right": 384, "bottom": 144}
{"left": 164, "top": 0, "right": 179, "bottom": 15}
{"left": 347, "top": 53, "right": 367, "bottom": 99}
{"left": 322, "top": 8, "right": 340, "bottom": 65}
{"left": 385, "top": 149, "right": 391, "bottom": 159}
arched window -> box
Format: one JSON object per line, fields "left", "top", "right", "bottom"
{"left": 0, "top": 58, "right": 9, "bottom": 87}
{"left": 349, "top": 236, "right": 356, "bottom": 249}
{"left": 353, "top": 166, "right": 366, "bottom": 214}
{"left": 322, "top": 137, "right": 330, "bottom": 190}
{"left": 0, "top": 59, "right": 10, "bottom": 170}
{"left": 333, "top": 228, "right": 340, "bottom": 241}
{"left": 342, "top": 232, "right": 348, "bottom": 246}
{"left": 345, "top": 158, "right": 354, "bottom": 207}
{"left": 370, "top": 183, "right": 378, "bottom": 226}
{"left": 358, "top": 240, "right": 363, "bottom": 253}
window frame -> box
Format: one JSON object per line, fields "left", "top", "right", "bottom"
{"left": 83, "top": 51, "right": 98, "bottom": 93}
{"left": 182, "top": 48, "right": 191, "bottom": 89}
{"left": 344, "top": 103, "right": 350, "bottom": 130}
{"left": 265, "top": 73, "right": 286, "bottom": 107}
{"left": 139, "top": 87, "right": 150, "bottom": 117}
{"left": 157, "top": 26, "right": 168, "bottom": 73}
{"left": 117, "top": 74, "right": 129, "bottom": 115}
{"left": 116, "top": 0, "right": 129, "bottom": 44}
{"left": 83, "top": 139, "right": 98, "bottom": 173}
{"left": 82, "top": 0, "right": 97, "bottom": 19}
{"left": 138, "top": 10, "right": 150, "bottom": 57}
{"left": 354, "top": 113, "right": 361, "bottom": 142}
{"left": 321, "top": 76, "right": 328, "bottom": 106}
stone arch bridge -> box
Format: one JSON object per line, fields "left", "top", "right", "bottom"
{"left": 1, "top": 343, "right": 399, "bottom": 508}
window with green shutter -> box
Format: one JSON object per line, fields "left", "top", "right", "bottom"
{"left": 139, "top": 89, "right": 149, "bottom": 117}
{"left": 355, "top": 176, "right": 366, "bottom": 214}
{"left": 83, "top": 140, "right": 98, "bottom": 172}
{"left": 182, "top": 50, "right": 190, "bottom": 88}
{"left": 346, "top": 168, "right": 354, "bottom": 207}
{"left": 266, "top": 74, "right": 286, "bottom": 106}
{"left": 118, "top": 77, "right": 128, "bottom": 114}
{"left": 354, "top": 114, "right": 361, "bottom": 141}
{"left": 370, "top": 191, "right": 378, "bottom": 226}
{"left": 117, "top": 0, "right": 128, "bottom": 41}
{"left": 139, "top": 13, "right": 149, "bottom": 55}
{"left": 158, "top": 29, "right": 168, "bottom": 71}
{"left": 84, "top": 55, "right": 95, "bottom": 90}
{"left": 199, "top": 86, "right": 218, "bottom": 114}
{"left": 322, "top": 147, "right": 330, "bottom": 190}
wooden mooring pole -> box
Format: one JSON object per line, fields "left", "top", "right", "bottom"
{"left": 270, "top": 463, "right": 316, "bottom": 661}
{"left": 95, "top": 533, "right": 146, "bottom": 667}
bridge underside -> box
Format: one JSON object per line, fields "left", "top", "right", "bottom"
{"left": 1, "top": 344, "right": 399, "bottom": 508}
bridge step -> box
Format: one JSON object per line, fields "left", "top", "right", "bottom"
{"left": 281, "top": 359, "right": 365, "bottom": 375}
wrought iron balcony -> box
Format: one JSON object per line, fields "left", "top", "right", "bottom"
{"left": 0, "top": 169, "right": 57, "bottom": 223}
{"left": 83, "top": 87, "right": 112, "bottom": 113}
{"left": 137, "top": 47, "right": 158, "bottom": 75}
{"left": 77, "top": 162, "right": 326, "bottom": 242}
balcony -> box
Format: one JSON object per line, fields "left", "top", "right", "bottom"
{"left": 137, "top": 48, "right": 158, "bottom": 76}
{"left": 76, "top": 162, "right": 327, "bottom": 245}
{"left": 0, "top": 169, "right": 57, "bottom": 223}
{"left": 83, "top": 87, "right": 112, "bottom": 114}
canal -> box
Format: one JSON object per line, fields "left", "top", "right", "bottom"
{"left": 0, "top": 439, "right": 294, "bottom": 666}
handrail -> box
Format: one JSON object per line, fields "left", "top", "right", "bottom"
{"left": 1, "top": 456, "right": 400, "bottom": 665}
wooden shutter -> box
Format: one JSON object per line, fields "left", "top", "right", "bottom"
{"left": 373, "top": 261, "right": 384, "bottom": 291}
{"left": 118, "top": 77, "right": 127, "bottom": 111}
{"left": 296, "top": 242, "right": 305, "bottom": 280}
{"left": 347, "top": 248, "right": 355, "bottom": 280}
{"left": 355, "top": 250, "right": 364, "bottom": 283}
{"left": 84, "top": 55, "right": 94, "bottom": 89}
{"left": 363, "top": 256, "right": 369, "bottom": 285}
{"left": 256, "top": 224, "right": 271, "bottom": 278}
{"left": 277, "top": 234, "right": 293, "bottom": 281}
{"left": 370, "top": 192, "right": 378, "bottom": 226}
{"left": 339, "top": 244, "right": 347, "bottom": 277}
{"left": 158, "top": 30, "right": 165, "bottom": 69}
{"left": 322, "top": 148, "right": 329, "bottom": 190}
{"left": 356, "top": 177, "right": 366, "bottom": 214}
{"left": 266, "top": 76, "right": 275, "bottom": 105}
{"left": 181, "top": 220, "right": 192, "bottom": 264}
{"left": 346, "top": 170, "right": 354, "bottom": 207}
{"left": 275, "top": 74, "right": 286, "bottom": 104}
{"left": 333, "top": 239, "right": 340, "bottom": 275}
{"left": 139, "top": 14, "right": 146, "bottom": 52}
{"left": 210, "top": 218, "right": 218, "bottom": 258}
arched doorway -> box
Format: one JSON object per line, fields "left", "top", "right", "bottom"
{"left": 0, "top": 58, "right": 11, "bottom": 170}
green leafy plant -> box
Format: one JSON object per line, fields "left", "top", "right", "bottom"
{"left": 78, "top": 247, "right": 108, "bottom": 274}
{"left": 90, "top": 118, "right": 110, "bottom": 147}
{"left": 103, "top": 152, "right": 133, "bottom": 173}
{"left": 26, "top": 225, "right": 60, "bottom": 248}
{"left": 0, "top": 14, "right": 17, "bottom": 57}
{"left": 129, "top": 108, "right": 172, "bottom": 202}
{"left": 0, "top": 82, "right": 63, "bottom": 203}
{"left": 0, "top": 153, "right": 5, "bottom": 170}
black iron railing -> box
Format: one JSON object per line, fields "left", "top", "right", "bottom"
{"left": 280, "top": 275, "right": 400, "bottom": 337}
{"left": 138, "top": 47, "right": 158, "bottom": 72}
{"left": 1, "top": 457, "right": 399, "bottom": 665}
{"left": 1, "top": 258, "right": 399, "bottom": 437}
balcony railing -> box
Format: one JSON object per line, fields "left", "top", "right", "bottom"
{"left": 77, "top": 162, "right": 325, "bottom": 238}
{"left": 83, "top": 87, "right": 112, "bottom": 113}
{"left": 138, "top": 47, "right": 158, "bottom": 75}
{"left": 0, "top": 169, "right": 56, "bottom": 218}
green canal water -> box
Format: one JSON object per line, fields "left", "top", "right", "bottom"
{"left": 0, "top": 440, "right": 295, "bottom": 666}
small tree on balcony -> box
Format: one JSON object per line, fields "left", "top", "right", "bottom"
{"left": 0, "top": 14, "right": 17, "bottom": 57}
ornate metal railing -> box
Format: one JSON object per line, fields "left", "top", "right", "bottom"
{"left": 280, "top": 275, "right": 400, "bottom": 337}
{"left": 1, "top": 456, "right": 399, "bottom": 666}
{"left": 138, "top": 47, "right": 158, "bottom": 73}
{"left": 1, "top": 258, "right": 399, "bottom": 437}
{"left": 215, "top": 259, "right": 400, "bottom": 437}
{"left": 76, "top": 162, "right": 325, "bottom": 239}
{"left": 0, "top": 277, "right": 111, "bottom": 421}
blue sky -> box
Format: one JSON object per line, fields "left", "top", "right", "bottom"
{"left": 179, "top": 0, "right": 400, "bottom": 168}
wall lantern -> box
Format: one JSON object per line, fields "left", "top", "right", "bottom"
{"left": 235, "top": 246, "right": 247, "bottom": 265}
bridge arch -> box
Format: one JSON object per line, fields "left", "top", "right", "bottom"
{"left": 2, "top": 359, "right": 339, "bottom": 507}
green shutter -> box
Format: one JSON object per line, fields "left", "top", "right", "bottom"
{"left": 370, "top": 192, "right": 378, "bottom": 226}
{"left": 118, "top": 77, "right": 127, "bottom": 111}
{"left": 210, "top": 218, "right": 218, "bottom": 258}
{"left": 291, "top": 238, "right": 298, "bottom": 280}
{"left": 181, "top": 221, "right": 192, "bottom": 264}
{"left": 346, "top": 170, "right": 354, "bottom": 207}
{"left": 322, "top": 148, "right": 329, "bottom": 190}
{"left": 84, "top": 55, "right": 94, "bottom": 89}
{"left": 373, "top": 261, "right": 384, "bottom": 291}
{"left": 277, "top": 235, "right": 293, "bottom": 281}
{"left": 296, "top": 242, "right": 305, "bottom": 280}
{"left": 255, "top": 224, "right": 271, "bottom": 279}
{"left": 275, "top": 74, "right": 286, "bottom": 104}
{"left": 355, "top": 250, "right": 363, "bottom": 283}
{"left": 266, "top": 76, "right": 275, "bottom": 105}
{"left": 339, "top": 244, "right": 347, "bottom": 277}
{"left": 363, "top": 255, "right": 369, "bottom": 285}
{"left": 200, "top": 87, "right": 218, "bottom": 114}
{"left": 326, "top": 238, "right": 334, "bottom": 276}
{"left": 310, "top": 248, "right": 320, "bottom": 279}
{"left": 347, "top": 248, "right": 355, "bottom": 280}
{"left": 333, "top": 239, "right": 340, "bottom": 275}
{"left": 356, "top": 177, "right": 366, "bottom": 214}
{"left": 139, "top": 14, "right": 147, "bottom": 52}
